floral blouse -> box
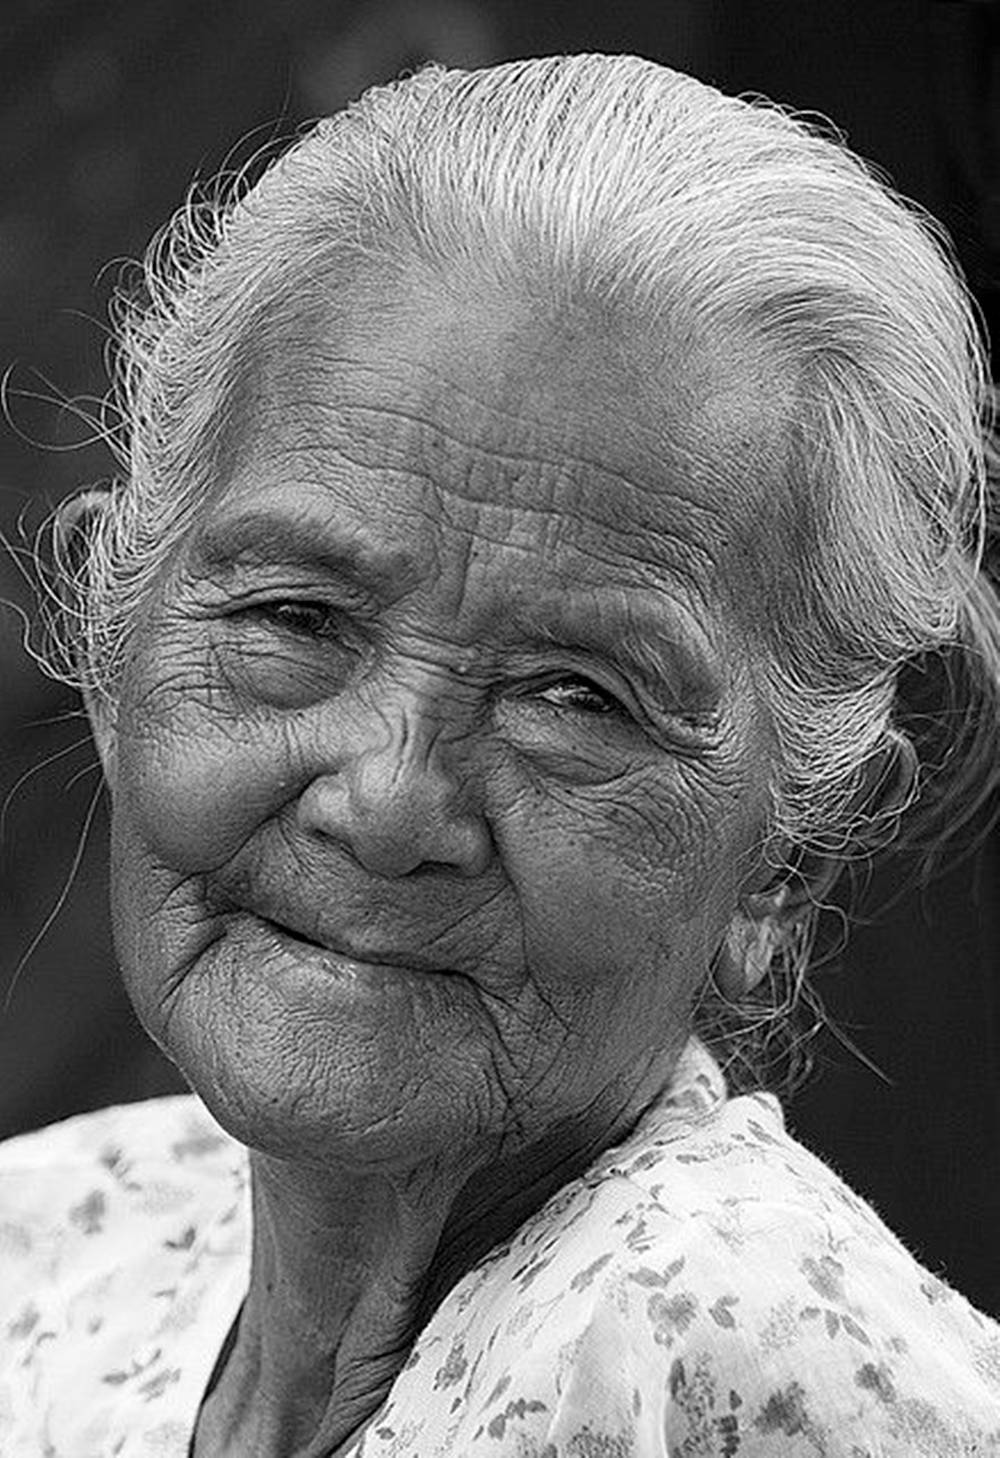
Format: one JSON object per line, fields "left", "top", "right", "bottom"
{"left": 1, "top": 1038, "right": 998, "bottom": 1456}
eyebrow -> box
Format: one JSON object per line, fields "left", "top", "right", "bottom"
{"left": 193, "top": 509, "right": 725, "bottom": 713}
{"left": 192, "top": 511, "right": 423, "bottom": 597}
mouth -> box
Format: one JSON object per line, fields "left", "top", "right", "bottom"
{"left": 259, "top": 915, "right": 453, "bottom": 978}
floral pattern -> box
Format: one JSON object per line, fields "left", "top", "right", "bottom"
{"left": 0, "top": 1039, "right": 997, "bottom": 1455}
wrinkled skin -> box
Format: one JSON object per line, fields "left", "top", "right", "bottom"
{"left": 92, "top": 276, "right": 787, "bottom": 1453}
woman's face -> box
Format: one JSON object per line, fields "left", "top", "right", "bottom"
{"left": 97, "top": 276, "right": 784, "bottom": 1184}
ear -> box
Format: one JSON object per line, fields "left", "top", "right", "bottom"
{"left": 83, "top": 682, "right": 118, "bottom": 786}
{"left": 54, "top": 488, "right": 118, "bottom": 784}
{"left": 715, "top": 730, "right": 919, "bottom": 998}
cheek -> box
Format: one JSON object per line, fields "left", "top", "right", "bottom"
{"left": 111, "top": 656, "right": 293, "bottom": 876}
{"left": 105, "top": 648, "right": 297, "bottom": 1029}
{"left": 497, "top": 763, "right": 753, "bottom": 1003}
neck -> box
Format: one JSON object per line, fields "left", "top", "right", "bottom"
{"left": 194, "top": 1153, "right": 455, "bottom": 1457}
{"left": 193, "top": 1078, "right": 670, "bottom": 1457}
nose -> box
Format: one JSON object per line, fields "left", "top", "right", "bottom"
{"left": 295, "top": 687, "right": 494, "bottom": 879}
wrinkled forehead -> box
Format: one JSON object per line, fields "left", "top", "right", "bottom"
{"left": 216, "top": 267, "right": 798, "bottom": 620}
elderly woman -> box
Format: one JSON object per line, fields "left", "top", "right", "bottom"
{"left": 1, "top": 53, "right": 998, "bottom": 1457}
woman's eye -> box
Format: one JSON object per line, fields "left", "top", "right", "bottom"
{"left": 536, "top": 678, "right": 622, "bottom": 715}
{"left": 251, "top": 601, "right": 341, "bottom": 640}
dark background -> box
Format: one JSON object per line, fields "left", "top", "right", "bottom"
{"left": 1, "top": 0, "right": 998, "bottom": 1317}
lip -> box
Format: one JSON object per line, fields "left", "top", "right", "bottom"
{"left": 259, "top": 915, "right": 453, "bottom": 978}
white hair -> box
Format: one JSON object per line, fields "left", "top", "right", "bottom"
{"left": 44, "top": 53, "right": 999, "bottom": 1080}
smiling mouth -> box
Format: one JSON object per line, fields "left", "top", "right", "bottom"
{"left": 260, "top": 915, "right": 452, "bottom": 977}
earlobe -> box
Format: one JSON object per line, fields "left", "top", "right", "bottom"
{"left": 84, "top": 687, "right": 118, "bottom": 786}
{"left": 717, "top": 850, "right": 841, "bottom": 997}
{"left": 714, "top": 908, "right": 782, "bottom": 999}
{"left": 715, "top": 729, "right": 920, "bottom": 998}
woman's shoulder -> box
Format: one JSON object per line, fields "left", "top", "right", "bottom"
{"left": 607, "top": 1081, "right": 1000, "bottom": 1452}
{"left": 380, "top": 1045, "right": 1000, "bottom": 1456}
{"left": 0, "top": 1095, "right": 250, "bottom": 1457}
{"left": 0, "top": 1090, "right": 249, "bottom": 1300}
{"left": 0, "top": 1090, "right": 241, "bottom": 1172}
{"left": 0, "top": 1091, "right": 247, "bottom": 1251}
{"left": 0, "top": 1091, "right": 246, "bottom": 1233}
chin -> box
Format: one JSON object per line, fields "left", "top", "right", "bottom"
{"left": 185, "top": 1056, "right": 493, "bottom": 1185}
{"left": 143, "top": 922, "right": 498, "bottom": 1178}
